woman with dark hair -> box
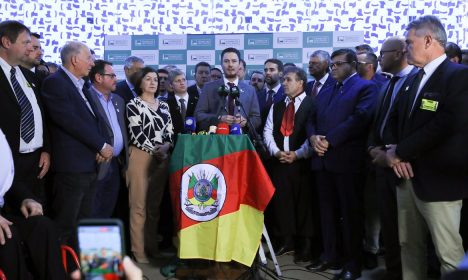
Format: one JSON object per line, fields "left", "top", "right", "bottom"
{"left": 126, "top": 67, "right": 173, "bottom": 263}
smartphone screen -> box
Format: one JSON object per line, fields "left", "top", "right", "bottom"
{"left": 78, "top": 222, "right": 124, "bottom": 279}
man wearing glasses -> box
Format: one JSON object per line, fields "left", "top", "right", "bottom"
{"left": 88, "top": 60, "right": 128, "bottom": 218}
{"left": 306, "top": 49, "right": 378, "bottom": 280}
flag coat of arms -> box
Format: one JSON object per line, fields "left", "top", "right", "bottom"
{"left": 169, "top": 135, "right": 275, "bottom": 266}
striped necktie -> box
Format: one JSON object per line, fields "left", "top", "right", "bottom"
{"left": 11, "top": 67, "right": 35, "bottom": 143}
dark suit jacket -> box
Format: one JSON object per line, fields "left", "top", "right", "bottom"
{"left": 389, "top": 59, "right": 468, "bottom": 201}
{"left": 88, "top": 87, "right": 129, "bottom": 179}
{"left": 114, "top": 80, "right": 135, "bottom": 104}
{"left": 307, "top": 74, "right": 378, "bottom": 173}
{"left": 194, "top": 79, "right": 261, "bottom": 132}
{"left": 257, "top": 86, "right": 285, "bottom": 121}
{"left": 167, "top": 92, "right": 199, "bottom": 138}
{"left": 0, "top": 66, "right": 49, "bottom": 207}
{"left": 41, "top": 68, "right": 109, "bottom": 173}
{"left": 187, "top": 84, "right": 200, "bottom": 96}
{"left": 305, "top": 74, "right": 336, "bottom": 96}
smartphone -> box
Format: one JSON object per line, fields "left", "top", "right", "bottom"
{"left": 77, "top": 219, "right": 125, "bottom": 280}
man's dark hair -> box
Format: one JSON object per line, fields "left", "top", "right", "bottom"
{"left": 355, "top": 44, "right": 374, "bottom": 54}
{"left": 194, "top": 61, "right": 211, "bottom": 73}
{"left": 220, "top": 47, "right": 241, "bottom": 61}
{"left": 249, "top": 70, "right": 264, "bottom": 79}
{"left": 283, "top": 66, "right": 308, "bottom": 92}
{"left": 361, "top": 52, "right": 379, "bottom": 72}
{"left": 445, "top": 42, "right": 462, "bottom": 64}
{"left": 157, "top": 68, "right": 169, "bottom": 75}
{"left": 89, "top": 59, "right": 113, "bottom": 83}
{"left": 331, "top": 48, "right": 357, "bottom": 68}
{"left": 0, "top": 20, "right": 30, "bottom": 48}
{"left": 31, "top": 32, "right": 41, "bottom": 39}
{"left": 240, "top": 58, "right": 246, "bottom": 68}
{"left": 264, "top": 58, "right": 284, "bottom": 72}
{"left": 133, "top": 67, "right": 159, "bottom": 96}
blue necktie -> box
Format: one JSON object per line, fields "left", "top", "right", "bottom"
{"left": 11, "top": 67, "right": 35, "bottom": 143}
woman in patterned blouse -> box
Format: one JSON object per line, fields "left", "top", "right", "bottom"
{"left": 126, "top": 67, "right": 174, "bottom": 263}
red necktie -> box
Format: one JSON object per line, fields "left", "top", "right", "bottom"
{"left": 227, "top": 82, "right": 235, "bottom": 115}
{"left": 280, "top": 98, "right": 295, "bottom": 137}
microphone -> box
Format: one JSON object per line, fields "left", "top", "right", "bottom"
{"left": 229, "top": 124, "right": 242, "bottom": 135}
{"left": 229, "top": 85, "right": 240, "bottom": 99}
{"left": 184, "top": 117, "right": 196, "bottom": 134}
{"left": 217, "top": 85, "right": 229, "bottom": 97}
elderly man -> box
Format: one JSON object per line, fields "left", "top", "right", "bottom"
{"left": 385, "top": 15, "right": 468, "bottom": 280}
{"left": 114, "top": 56, "right": 144, "bottom": 104}
{"left": 41, "top": 41, "right": 113, "bottom": 251}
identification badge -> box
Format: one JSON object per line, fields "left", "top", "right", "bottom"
{"left": 420, "top": 99, "right": 438, "bottom": 112}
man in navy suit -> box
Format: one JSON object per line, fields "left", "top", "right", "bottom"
{"left": 88, "top": 60, "right": 128, "bottom": 218}
{"left": 187, "top": 61, "right": 210, "bottom": 96}
{"left": 41, "top": 41, "right": 113, "bottom": 251}
{"left": 305, "top": 50, "right": 336, "bottom": 97}
{"left": 257, "top": 59, "right": 285, "bottom": 134}
{"left": 385, "top": 16, "right": 468, "bottom": 279}
{"left": 195, "top": 47, "right": 261, "bottom": 132}
{"left": 114, "top": 56, "right": 144, "bottom": 104}
{"left": 306, "top": 49, "right": 378, "bottom": 280}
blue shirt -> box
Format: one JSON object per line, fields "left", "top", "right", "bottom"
{"left": 94, "top": 88, "right": 124, "bottom": 157}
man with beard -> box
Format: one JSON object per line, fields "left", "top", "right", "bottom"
{"left": 249, "top": 70, "right": 265, "bottom": 92}
{"left": 257, "top": 59, "right": 285, "bottom": 134}
{"left": 19, "top": 33, "right": 48, "bottom": 88}
{"left": 195, "top": 47, "right": 260, "bottom": 132}
{"left": 305, "top": 50, "right": 336, "bottom": 97}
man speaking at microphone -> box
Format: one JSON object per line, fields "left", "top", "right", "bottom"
{"left": 195, "top": 47, "right": 261, "bottom": 133}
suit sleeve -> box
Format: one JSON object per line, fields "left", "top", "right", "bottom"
{"left": 245, "top": 88, "right": 261, "bottom": 130}
{"left": 326, "top": 83, "right": 378, "bottom": 147}
{"left": 396, "top": 67, "right": 468, "bottom": 160}
{"left": 194, "top": 84, "right": 219, "bottom": 131}
{"left": 41, "top": 76, "right": 107, "bottom": 152}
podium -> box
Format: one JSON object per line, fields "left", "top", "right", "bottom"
{"left": 168, "top": 134, "right": 276, "bottom": 268}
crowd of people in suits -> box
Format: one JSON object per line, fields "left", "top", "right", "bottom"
{"left": 1, "top": 14, "right": 468, "bottom": 280}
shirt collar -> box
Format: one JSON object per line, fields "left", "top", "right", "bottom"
{"left": 92, "top": 85, "right": 112, "bottom": 102}
{"left": 223, "top": 77, "right": 239, "bottom": 87}
{"left": 176, "top": 92, "right": 189, "bottom": 101}
{"left": 342, "top": 72, "right": 357, "bottom": 86}
{"left": 0, "top": 56, "right": 16, "bottom": 78}
{"left": 422, "top": 54, "right": 447, "bottom": 79}
{"left": 61, "top": 66, "right": 85, "bottom": 90}
{"left": 395, "top": 65, "right": 415, "bottom": 78}
{"left": 317, "top": 72, "right": 329, "bottom": 85}
{"left": 286, "top": 92, "right": 307, "bottom": 103}
{"left": 267, "top": 83, "right": 281, "bottom": 94}
{"left": 125, "top": 79, "right": 135, "bottom": 91}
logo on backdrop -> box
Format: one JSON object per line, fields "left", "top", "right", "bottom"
{"left": 181, "top": 163, "right": 227, "bottom": 222}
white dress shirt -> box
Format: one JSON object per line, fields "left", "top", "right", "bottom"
{"left": 0, "top": 129, "right": 14, "bottom": 208}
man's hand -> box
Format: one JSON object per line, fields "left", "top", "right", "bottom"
{"left": 219, "top": 115, "right": 237, "bottom": 125}
{"left": 282, "top": 151, "right": 297, "bottom": 164}
{"left": 96, "top": 153, "right": 106, "bottom": 163}
{"left": 20, "top": 199, "right": 43, "bottom": 218}
{"left": 100, "top": 143, "right": 113, "bottom": 161}
{"left": 235, "top": 114, "right": 247, "bottom": 127}
{"left": 37, "top": 152, "right": 50, "bottom": 179}
{"left": 392, "top": 161, "right": 414, "bottom": 179}
{"left": 369, "top": 147, "right": 388, "bottom": 167}
{"left": 153, "top": 143, "right": 171, "bottom": 161}
{"left": 309, "top": 135, "right": 329, "bottom": 156}
{"left": 0, "top": 214, "right": 12, "bottom": 245}
{"left": 385, "top": 144, "right": 401, "bottom": 167}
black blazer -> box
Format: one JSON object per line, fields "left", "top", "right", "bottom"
{"left": 390, "top": 59, "right": 468, "bottom": 201}
{"left": 167, "top": 92, "right": 199, "bottom": 139}
{"left": 187, "top": 84, "right": 200, "bottom": 96}
{"left": 0, "top": 66, "right": 49, "bottom": 207}
{"left": 114, "top": 80, "right": 135, "bottom": 104}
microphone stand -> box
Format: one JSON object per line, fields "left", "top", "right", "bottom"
{"left": 235, "top": 98, "right": 271, "bottom": 160}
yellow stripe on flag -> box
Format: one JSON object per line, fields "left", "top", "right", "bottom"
{"left": 178, "top": 204, "right": 264, "bottom": 266}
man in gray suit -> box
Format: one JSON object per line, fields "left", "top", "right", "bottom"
{"left": 88, "top": 60, "right": 128, "bottom": 218}
{"left": 195, "top": 47, "right": 261, "bottom": 132}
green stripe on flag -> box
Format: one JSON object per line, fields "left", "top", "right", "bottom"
{"left": 169, "top": 134, "right": 256, "bottom": 173}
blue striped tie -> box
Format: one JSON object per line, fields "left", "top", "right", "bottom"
{"left": 10, "top": 67, "right": 35, "bottom": 143}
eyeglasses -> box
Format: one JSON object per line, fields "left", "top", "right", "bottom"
{"left": 379, "top": 49, "right": 398, "bottom": 56}
{"left": 101, "top": 73, "right": 117, "bottom": 79}
{"left": 330, "top": 61, "right": 350, "bottom": 68}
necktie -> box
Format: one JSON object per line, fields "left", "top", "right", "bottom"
{"left": 328, "top": 82, "right": 343, "bottom": 106}
{"left": 265, "top": 89, "right": 274, "bottom": 109}
{"left": 11, "top": 68, "right": 35, "bottom": 143}
{"left": 280, "top": 97, "right": 295, "bottom": 137}
{"left": 227, "top": 82, "right": 235, "bottom": 115}
{"left": 378, "top": 76, "right": 401, "bottom": 138}
{"left": 408, "top": 68, "right": 425, "bottom": 116}
{"left": 311, "top": 81, "right": 321, "bottom": 97}
{"left": 179, "top": 98, "right": 186, "bottom": 120}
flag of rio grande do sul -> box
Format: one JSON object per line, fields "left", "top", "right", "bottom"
{"left": 169, "top": 134, "right": 275, "bottom": 266}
